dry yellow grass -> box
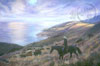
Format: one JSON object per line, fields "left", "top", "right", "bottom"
{"left": 70, "top": 22, "right": 94, "bottom": 29}
{"left": 7, "top": 51, "right": 56, "bottom": 66}
{"left": 0, "top": 62, "right": 7, "bottom": 66}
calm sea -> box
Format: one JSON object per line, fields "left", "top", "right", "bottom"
{"left": 0, "top": 22, "right": 46, "bottom": 45}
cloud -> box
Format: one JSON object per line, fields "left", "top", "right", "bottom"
{"left": 0, "top": 0, "right": 100, "bottom": 22}
{"left": 0, "top": 2, "right": 10, "bottom": 15}
{"left": 10, "top": 0, "right": 26, "bottom": 14}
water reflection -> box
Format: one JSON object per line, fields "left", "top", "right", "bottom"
{"left": 8, "top": 22, "right": 26, "bottom": 45}
{"left": 0, "top": 22, "right": 45, "bottom": 45}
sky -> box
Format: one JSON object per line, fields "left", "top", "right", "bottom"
{"left": 0, "top": 0, "right": 100, "bottom": 23}
{"left": 0, "top": 0, "right": 100, "bottom": 45}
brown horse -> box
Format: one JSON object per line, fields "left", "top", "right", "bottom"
{"left": 50, "top": 37, "right": 82, "bottom": 59}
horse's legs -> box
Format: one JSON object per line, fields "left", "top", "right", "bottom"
{"left": 62, "top": 56, "right": 63, "bottom": 60}
{"left": 74, "top": 52, "right": 79, "bottom": 59}
{"left": 70, "top": 53, "right": 72, "bottom": 58}
{"left": 75, "top": 52, "right": 78, "bottom": 57}
{"left": 59, "top": 55, "right": 63, "bottom": 60}
{"left": 59, "top": 55, "right": 61, "bottom": 59}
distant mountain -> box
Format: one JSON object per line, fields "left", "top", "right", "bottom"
{"left": 37, "top": 15, "right": 100, "bottom": 38}
{"left": 86, "top": 22, "right": 100, "bottom": 35}
{"left": 83, "top": 15, "right": 100, "bottom": 24}
{"left": 37, "top": 21, "right": 78, "bottom": 37}
{"left": 37, "top": 21, "right": 94, "bottom": 38}
{"left": 0, "top": 42, "right": 23, "bottom": 56}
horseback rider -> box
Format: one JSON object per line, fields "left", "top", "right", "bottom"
{"left": 63, "top": 36, "right": 68, "bottom": 51}
{"left": 50, "top": 36, "right": 82, "bottom": 59}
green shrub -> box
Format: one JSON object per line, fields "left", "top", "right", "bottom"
{"left": 34, "top": 49, "right": 41, "bottom": 56}
{"left": 76, "top": 38, "right": 83, "bottom": 43}
{"left": 8, "top": 48, "right": 22, "bottom": 53}
{"left": 20, "top": 54, "right": 26, "bottom": 57}
{"left": 0, "top": 53, "right": 4, "bottom": 56}
{"left": 50, "top": 61, "right": 55, "bottom": 66}
{"left": 87, "top": 33, "right": 94, "bottom": 39}
{"left": 68, "top": 52, "right": 100, "bottom": 66}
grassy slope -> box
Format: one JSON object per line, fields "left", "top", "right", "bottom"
{"left": 1, "top": 22, "right": 100, "bottom": 66}
{"left": 86, "top": 22, "right": 100, "bottom": 35}
{"left": 27, "top": 22, "right": 100, "bottom": 58}
{"left": 7, "top": 22, "right": 100, "bottom": 66}
{"left": 0, "top": 42, "right": 23, "bottom": 56}
{"left": 28, "top": 22, "right": 94, "bottom": 47}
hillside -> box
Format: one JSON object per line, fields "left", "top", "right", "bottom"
{"left": 86, "top": 22, "right": 100, "bottom": 35}
{"left": 37, "top": 21, "right": 79, "bottom": 37}
{"left": 37, "top": 21, "right": 94, "bottom": 38}
{"left": 28, "top": 22, "right": 94, "bottom": 47}
{"left": 28, "top": 21, "right": 100, "bottom": 58}
{"left": 84, "top": 15, "right": 100, "bottom": 24}
{"left": 1, "top": 22, "right": 100, "bottom": 66}
{"left": 0, "top": 42, "right": 23, "bottom": 56}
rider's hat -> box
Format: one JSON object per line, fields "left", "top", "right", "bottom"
{"left": 63, "top": 36, "right": 67, "bottom": 39}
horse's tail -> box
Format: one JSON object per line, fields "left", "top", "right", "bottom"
{"left": 76, "top": 47, "right": 82, "bottom": 54}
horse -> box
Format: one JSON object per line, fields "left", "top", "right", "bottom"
{"left": 50, "top": 46, "right": 65, "bottom": 59}
{"left": 50, "top": 36, "right": 82, "bottom": 59}
{"left": 50, "top": 45, "right": 82, "bottom": 59}
{"left": 63, "top": 36, "right": 82, "bottom": 58}
{"left": 66, "top": 45, "right": 82, "bottom": 58}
